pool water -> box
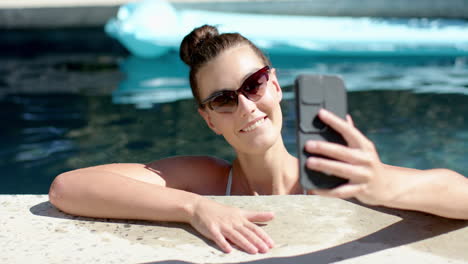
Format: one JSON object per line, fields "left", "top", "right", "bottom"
{"left": 1, "top": 52, "right": 467, "bottom": 194}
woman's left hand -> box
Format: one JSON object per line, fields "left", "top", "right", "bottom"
{"left": 305, "top": 109, "right": 396, "bottom": 206}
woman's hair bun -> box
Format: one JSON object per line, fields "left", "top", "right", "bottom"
{"left": 180, "top": 25, "right": 219, "bottom": 66}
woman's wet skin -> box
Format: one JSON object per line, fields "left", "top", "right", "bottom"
{"left": 47, "top": 25, "right": 468, "bottom": 257}
{"left": 197, "top": 45, "right": 284, "bottom": 155}
{"left": 194, "top": 45, "right": 283, "bottom": 253}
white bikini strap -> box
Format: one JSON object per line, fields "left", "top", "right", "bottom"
{"left": 226, "top": 168, "right": 233, "bottom": 196}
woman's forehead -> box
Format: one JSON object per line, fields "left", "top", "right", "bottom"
{"left": 198, "top": 45, "right": 264, "bottom": 98}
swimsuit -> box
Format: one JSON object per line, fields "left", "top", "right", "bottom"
{"left": 225, "top": 168, "right": 233, "bottom": 196}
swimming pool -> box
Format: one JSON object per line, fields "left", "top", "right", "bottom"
{"left": 1, "top": 41, "right": 467, "bottom": 194}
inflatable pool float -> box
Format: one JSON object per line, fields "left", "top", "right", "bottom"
{"left": 105, "top": 0, "right": 468, "bottom": 58}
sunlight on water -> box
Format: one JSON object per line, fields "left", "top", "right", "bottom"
{"left": 0, "top": 53, "right": 467, "bottom": 193}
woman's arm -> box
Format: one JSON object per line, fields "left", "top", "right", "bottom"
{"left": 306, "top": 109, "right": 468, "bottom": 219}
{"left": 49, "top": 164, "right": 200, "bottom": 222}
{"left": 376, "top": 165, "right": 468, "bottom": 219}
{"left": 48, "top": 157, "right": 274, "bottom": 254}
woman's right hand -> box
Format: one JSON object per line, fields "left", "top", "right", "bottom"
{"left": 189, "top": 197, "right": 275, "bottom": 254}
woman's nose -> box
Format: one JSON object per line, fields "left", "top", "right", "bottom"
{"left": 237, "top": 93, "right": 256, "bottom": 116}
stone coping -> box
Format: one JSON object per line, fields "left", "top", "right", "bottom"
{"left": 1, "top": 195, "right": 467, "bottom": 263}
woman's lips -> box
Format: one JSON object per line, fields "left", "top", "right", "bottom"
{"left": 240, "top": 116, "right": 267, "bottom": 132}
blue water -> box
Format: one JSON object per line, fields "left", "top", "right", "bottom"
{"left": 1, "top": 51, "right": 467, "bottom": 194}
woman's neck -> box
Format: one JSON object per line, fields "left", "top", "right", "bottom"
{"left": 233, "top": 138, "right": 301, "bottom": 195}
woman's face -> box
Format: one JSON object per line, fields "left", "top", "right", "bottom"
{"left": 197, "top": 45, "right": 283, "bottom": 154}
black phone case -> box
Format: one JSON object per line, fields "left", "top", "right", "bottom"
{"left": 295, "top": 75, "right": 349, "bottom": 190}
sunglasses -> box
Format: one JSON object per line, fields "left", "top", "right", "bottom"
{"left": 200, "top": 66, "right": 271, "bottom": 113}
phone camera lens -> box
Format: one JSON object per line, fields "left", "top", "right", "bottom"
{"left": 312, "top": 116, "right": 327, "bottom": 130}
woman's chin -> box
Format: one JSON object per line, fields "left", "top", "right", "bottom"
{"left": 238, "top": 133, "right": 281, "bottom": 154}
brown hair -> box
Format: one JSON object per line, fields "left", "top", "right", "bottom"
{"left": 179, "top": 25, "right": 271, "bottom": 106}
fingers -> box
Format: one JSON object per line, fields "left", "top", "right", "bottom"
{"left": 305, "top": 140, "right": 372, "bottom": 165}
{"left": 224, "top": 228, "right": 260, "bottom": 254}
{"left": 212, "top": 224, "right": 262, "bottom": 254}
{"left": 346, "top": 114, "right": 354, "bottom": 127}
{"left": 243, "top": 211, "right": 275, "bottom": 248}
{"left": 210, "top": 217, "right": 274, "bottom": 254}
{"left": 318, "top": 109, "right": 372, "bottom": 150}
{"left": 192, "top": 201, "right": 275, "bottom": 255}
{"left": 244, "top": 211, "right": 275, "bottom": 223}
{"left": 307, "top": 157, "right": 370, "bottom": 182}
{"left": 245, "top": 222, "right": 275, "bottom": 249}
{"left": 235, "top": 224, "right": 271, "bottom": 253}
{"left": 224, "top": 225, "right": 273, "bottom": 254}
{"left": 212, "top": 230, "right": 233, "bottom": 253}
{"left": 238, "top": 211, "right": 275, "bottom": 252}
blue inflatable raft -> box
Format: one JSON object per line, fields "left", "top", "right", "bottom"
{"left": 105, "top": 0, "right": 468, "bottom": 58}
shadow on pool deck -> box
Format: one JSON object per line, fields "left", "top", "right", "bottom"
{"left": 30, "top": 200, "right": 216, "bottom": 249}
{"left": 30, "top": 198, "right": 468, "bottom": 264}
{"left": 140, "top": 202, "right": 468, "bottom": 264}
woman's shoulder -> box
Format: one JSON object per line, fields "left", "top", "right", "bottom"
{"left": 146, "top": 155, "right": 230, "bottom": 171}
{"left": 146, "top": 155, "right": 232, "bottom": 195}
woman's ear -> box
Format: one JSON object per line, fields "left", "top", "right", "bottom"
{"left": 270, "top": 68, "right": 283, "bottom": 101}
{"left": 198, "top": 108, "right": 222, "bottom": 135}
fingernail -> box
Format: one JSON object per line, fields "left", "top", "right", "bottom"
{"left": 319, "top": 108, "right": 329, "bottom": 115}
{"left": 224, "top": 246, "right": 232, "bottom": 253}
{"left": 269, "top": 240, "right": 275, "bottom": 248}
{"left": 306, "top": 141, "right": 316, "bottom": 149}
{"left": 257, "top": 244, "right": 267, "bottom": 253}
{"left": 307, "top": 158, "right": 317, "bottom": 166}
{"left": 259, "top": 246, "right": 269, "bottom": 254}
{"left": 251, "top": 247, "right": 258, "bottom": 254}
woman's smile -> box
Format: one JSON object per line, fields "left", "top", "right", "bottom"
{"left": 240, "top": 116, "right": 268, "bottom": 133}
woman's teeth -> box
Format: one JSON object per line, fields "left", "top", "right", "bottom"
{"left": 242, "top": 118, "right": 266, "bottom": 132}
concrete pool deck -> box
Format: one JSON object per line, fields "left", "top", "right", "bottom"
{"left": 1, "top": 0, "right": 468, "bottom": 29}
{"left": 2, "top": 195, "right": 468, "bottom": 263}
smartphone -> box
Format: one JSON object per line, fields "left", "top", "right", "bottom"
{"left": 295, "top": 74, "right": 349, "bottom": 190}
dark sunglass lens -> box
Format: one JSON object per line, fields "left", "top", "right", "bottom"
{"left": 210, "top": 92, "right": 238, "bottom": 113}
{"left": 206, "top": 67, "right": 269, "bottom": 113}
{"left": 243, "top": 72, "right": 268, "bottom": 101}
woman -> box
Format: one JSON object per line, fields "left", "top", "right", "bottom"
{"left": 49, "top": 25, "right": 468, "bottom": 254}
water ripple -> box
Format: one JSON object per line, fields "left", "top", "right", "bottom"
{"left": 15, "top": 140, "right": 75, "bottom": 162}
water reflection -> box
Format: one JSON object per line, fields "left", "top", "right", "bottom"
{"left": 113, "top": 54, "right": 191, "bottom": 108}
{"left": 114, "top": 54, "right": 468, "bottom": 108}
{"left": 1, "top": 54, "right": 467, "bottom": 194}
